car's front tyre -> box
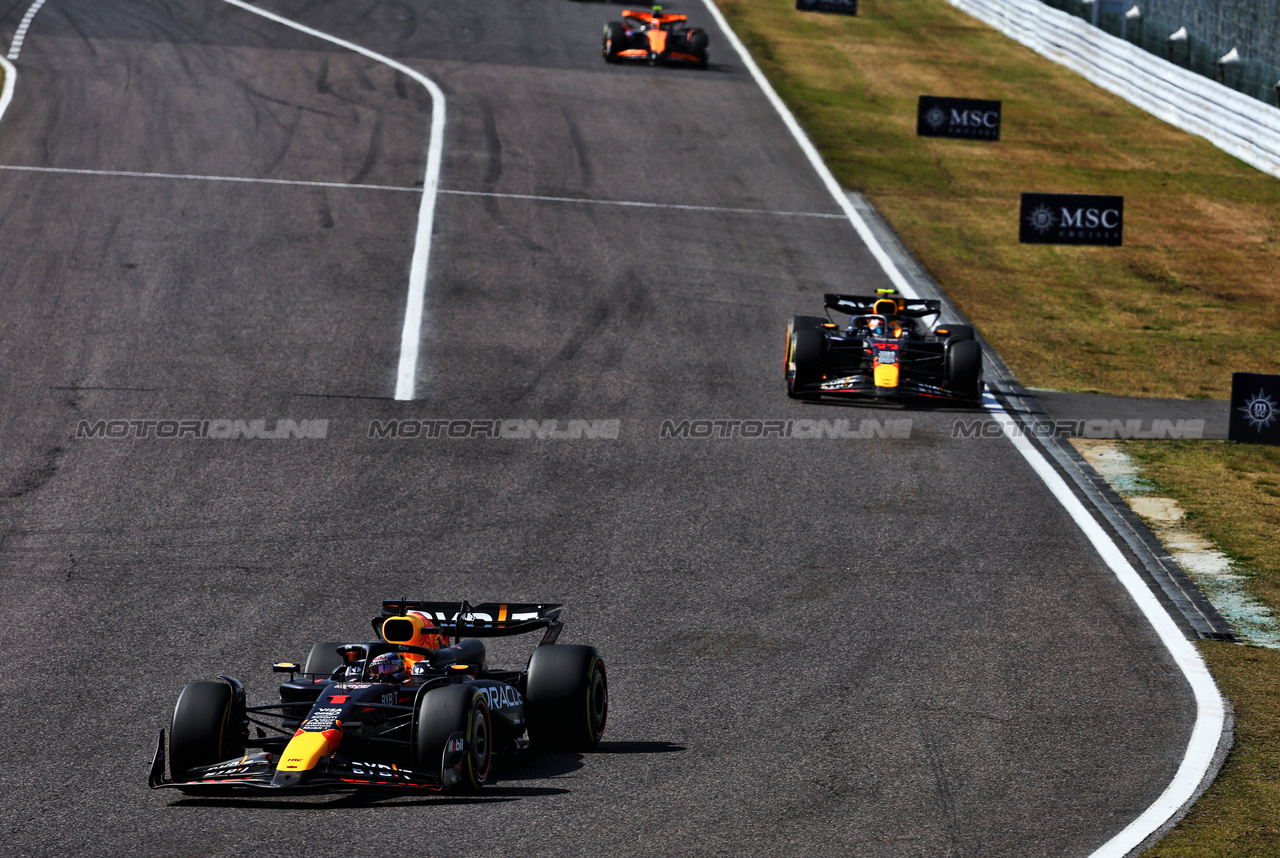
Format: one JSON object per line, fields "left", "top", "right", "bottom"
{"left": 169, "top": 680, "right": 245, "bottom": 781}
{"left": 788, "top": 328, "right": 826, "bottom": 399}
{"left": 946, "top": 339, "right": 984, "bottom": 403}
{"left": 602, "top": 22, "right": 625, "bottom": 62}
{"left": 414, "top": 684, "right": 493, "bottom": 791}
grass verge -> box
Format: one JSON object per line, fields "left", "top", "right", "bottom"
{"left": 708, "top": 0, "right": 1280, "bottom": 852}
{"left": 1124, "top": 441, "right": 1280, "bottom": 856}
{"left": 715, "top": 0, "right": 1280, "bottom": 398}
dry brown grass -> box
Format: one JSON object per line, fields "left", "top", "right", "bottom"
{"left": 719, "top": 0, "right": 1280, "bottom": 397}
{"left": 1126, "top": 441, "right": 1280, "bottom": 856}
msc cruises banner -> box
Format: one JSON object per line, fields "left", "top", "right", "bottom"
{"left": 917, "top": 96, "right": 1001, "bottom": 140}
{"left": 796, "top": 0, "right": 857, "bottom": 15}
{"left": 1229, "top": 372, "right": 1280, "bottom": 446}
{"left": 1019, "top": 193, "right": 1124, "bottom": 246}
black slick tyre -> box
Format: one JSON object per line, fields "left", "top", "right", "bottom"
{"left": 787, "top": 329, "right": 825, "bottom": 399}
{"left": 688, "top": 30, "right": 709, "bottom": 66}
{"left": 602, "top": 22, "right": 625, "bottom": 62}
{"left": 415, "top": 684, "right": 492, "bottom": 791}
{"left": 169, "top": 681, "right": 243, "bottom": 780}
{"left": 302, "top": 641, "right": 346, "bottom": 678}
{"left": 525, "top": 645, "right": 608, "bottom": 751}
{"left": 785, "top": 315, "right": 827, "bottom": 379}
{"left": 946, "top": 339, "right": 983, "bottom": 403}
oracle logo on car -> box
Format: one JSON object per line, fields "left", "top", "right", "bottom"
{"left": 1019, "top": 193, "right": 1124, "bottom": 246}
{"left": 917, "top": 96, "right": 1001, "bottom": 141}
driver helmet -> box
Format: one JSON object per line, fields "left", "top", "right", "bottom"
{"left": 866, "top": 317, "right": 884, "bottom": 334}
{"left": 367, "top": 652, "right": 407, "bottom": 683}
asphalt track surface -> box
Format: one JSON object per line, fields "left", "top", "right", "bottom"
{"left": 0, "top": 1, "right": 1194, "bottom": 855}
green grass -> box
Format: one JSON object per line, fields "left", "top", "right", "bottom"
{"left": 717, "top": 0, "right": 1280, "bottom": 399}
{"left": 710, "top": 0, "right": 1280, "bottom": 852}
{"left": 1125, "top": 441, "right": 1280, "bottom": 857}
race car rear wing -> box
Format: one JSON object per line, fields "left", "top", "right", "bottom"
{"left": 825, "top": 293, "right": 942, "bottom": 319}
{"left": 376, "top": 600, "right": 563, "bottom": 644}
{"left": 621, "top": 9, "right": 688, "bottom": 23}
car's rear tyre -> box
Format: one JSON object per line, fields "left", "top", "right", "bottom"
{"left": 414, "top": 684, "right": 492, "bottom": 791}
{"left": 602, "top": 22, "right": 625, "bottom": 62}
{"left": 937, "top": 323, "right": 974, "bottom": 342}
{"left": 302, "top": 641, "right": 347, "bottom": 678}
{"left": 787, "top": 328, "right": 825, "bottom": 399}
{"left": 525, "top": 645, "right": 608, "bottom": 751}
{"left": 946, "top": 339, "right": 984, "bottom": 402}
{"left": 170, "top": 681, "right": 244, "bottom": 780}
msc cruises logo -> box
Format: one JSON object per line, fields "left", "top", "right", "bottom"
{"left": 917, "top": 96, "right": 1001, "bottom": 140}
{"left": 1229, "top": 372, "right": 1280, "bottom": 446}
{"left": 1240, "top": 390, "right": 1278, "bottom": 431}
{"left": 1019, "top": 193, "right": 1124, "bottom": 246}
{"left": 1025, "top": 204, "right": 1056, "bottom": 235}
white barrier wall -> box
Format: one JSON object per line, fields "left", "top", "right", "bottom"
{"left": 945, "top": 0, "right": 1280, "bottom": 180}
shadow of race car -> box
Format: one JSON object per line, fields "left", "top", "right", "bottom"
{"left": 785, "top": 290, "right": 984, "bottom": 404}
{"left": 602, "top": 7, "right": 709, "bottom": 67}
{"left": 148, "top": 600, "right": 608, "bottom": 793}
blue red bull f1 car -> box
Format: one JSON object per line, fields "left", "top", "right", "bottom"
{"left": 786, "top": 291, "right": 984, "bottom": 404}
{"left": 148, "top": 600, "right": 608, "bottom": 793}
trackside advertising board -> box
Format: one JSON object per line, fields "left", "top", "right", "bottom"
{"left": 796, "top": 0, "right": 857, "bottom": 15}
{"left": 1229, "top": 372, "right": 1280, "bottom": 445}
{"left": 917, "top": 96, "right": 1001, "bottom": 140}
{"left": 1020, "top": 193, "right": 1124, "bottom": 246}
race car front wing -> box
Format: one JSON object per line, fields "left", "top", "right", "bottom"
{"left": 148, "top": 729, "right": 463, "bottom": 792}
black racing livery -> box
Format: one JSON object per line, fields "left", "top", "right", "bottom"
{"left": 149, "top": 600, "right": 608, "bottom": 793}
{"left": 785, "top": 291, "right": 984, "bottom": 404}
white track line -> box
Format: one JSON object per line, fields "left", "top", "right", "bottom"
{"left": 0, "top": 57, "right": 16, "bottom": 124}
{"left": 7, "top": 0, "right": 49, "bottom": 62}
{"left": 439, "top": 188, "right": 845, "bottom": 219}
{"left": 219, "top": 0, "right": 444, "bottom": 402}
{"left": 0, "top": 162, "right": 421, "bottom": 192}
{"left": 697, "top": 0, "right": 915, "bottom": 297}
{"left": 700, "top": 1, "right": 1225, "bottom": 854}
{"left": 984, "top": 394, "right": 1225, "bottom": 857}
{"left": 0, "top": 164, "right": 843, "bottom": 219}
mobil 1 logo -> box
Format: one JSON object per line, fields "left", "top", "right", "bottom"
{"left": 917, "top": 96, "right": 1001, "bottom": 140}
{"left": 1229, "top": 372, "right": 1280, "bottom": 446}
{"left": 1020, "top": 193, "right": 1123, "bottom": 246}
{"left": 796, "top": 0, "right": 857, "bottom": 15}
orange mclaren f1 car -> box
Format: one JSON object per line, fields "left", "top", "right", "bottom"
{"left": 602, "top": 8, "right": 709, "bottom": 67}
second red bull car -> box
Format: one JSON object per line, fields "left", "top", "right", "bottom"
{"left": 148, "top": 600, "right": 608, "bottom": 793}
{"left": 602, "top": 8, "right": 709, "bottom": 67}
{"left": 786, "top": 291, "right": 984, "bottom": 404}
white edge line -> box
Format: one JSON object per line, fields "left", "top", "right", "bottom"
{"left": 697, "top": 0, "right": 915, "bottom": 297}
{"left": 219, "top": 0, "right": 444, "bottom": 402}
{"left": 0, "top": 57, "right": 15, "bottom": 124}
{"left": 700, "top": 1, "right": 1225, "bottom": 854}
{"left": 984, "top": 396, "right": 1225, "bottom": 858}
